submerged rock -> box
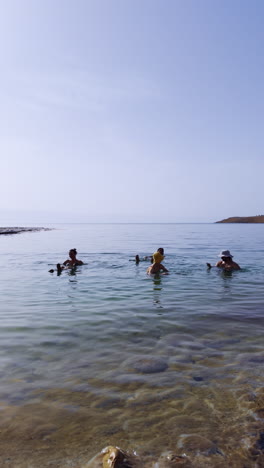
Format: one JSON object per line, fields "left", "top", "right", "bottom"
{"left": 157, "top": 333, "right": 204, "bottom": 352}
{"left": 256, "top": 432, "right": 264, "bottom": 451}
{"left": 83, "top": 447, "right": 192, "bottom": 467}
{"left": 176, "top": 435, "right": 220, "bottom": 456}
{"left": 82, "top": 446, "right": 139, "bottom": 467}
{"left": 159, "top": 333, "right": 194, "bottom": 347}
{"left": 153, "top": 451, "right": 193, "bottom": 467}
{"left": 124, "top": 356, "right": 168, "bottom": 374}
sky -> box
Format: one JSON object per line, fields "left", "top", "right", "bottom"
{"left": 1, "top": 0, "right": 264, "bottom": 223}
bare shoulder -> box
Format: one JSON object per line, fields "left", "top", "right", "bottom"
{"left": 233, "top": 262, "right": 241, "bottom": 270}
{"left": 215, "top": 261, "right": 222, "bottom": 267}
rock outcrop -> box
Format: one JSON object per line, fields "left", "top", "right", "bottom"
{"left": 216, "top": 215, "right": 264, "bottom": 223}
{"left": 0, "top": 227, "right": 50, "bottom": 235}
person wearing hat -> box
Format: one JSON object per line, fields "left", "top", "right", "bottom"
{"left": 207, "top": 250, "right": 240, "bottom": 271}
{"left": 147, "top": 247, "right": 169, "bottom": 274}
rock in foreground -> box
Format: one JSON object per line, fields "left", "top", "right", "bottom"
{"left": 82, "top": 446, "right": 140, "bottom": 467}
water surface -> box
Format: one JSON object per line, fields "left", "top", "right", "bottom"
{"left": 0, "top": 223, "right": 264, "bottom": 467}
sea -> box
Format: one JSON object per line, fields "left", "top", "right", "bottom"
{"left": 0, "top": 223, "right": 264, "bottom": 467}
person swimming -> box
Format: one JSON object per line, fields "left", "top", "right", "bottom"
{"left": 129, "top": 255, "right": 153, "bottom": 263}
{"left": 147, "top": 247, "right": 169, "bottom": 274}
{"left": 129, "top": 255, "right": 140, "bottom": 264}
{"left": 63, "top": 249, "right": 84, "bottom": 267}
{"left": 49, "top": 263, "right": 64, "bottom": 274}
{"left": 207, "top": 250, "right": 240, "bottom": 271}
{"left": 144, "top": 256, "right": 153, "bottom": 262}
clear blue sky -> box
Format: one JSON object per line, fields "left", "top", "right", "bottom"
{"left": 1, "top": 0, "right": 264, "bottom": 223}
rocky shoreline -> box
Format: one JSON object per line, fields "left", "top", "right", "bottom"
{"left": 1, "top": 382, "right": 264, "bottom": 467}
{"left": 0, "top": 227, "right": 51, "bottom": 235}
{"left": 216, "top": 215, "right": 264, "bottom": 223}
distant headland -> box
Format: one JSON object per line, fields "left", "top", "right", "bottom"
{"left": 216, "top": 215, "right": 264, "bottom": 223}
{"left": 0, "top": 227, "right": 51, "bottom": 235}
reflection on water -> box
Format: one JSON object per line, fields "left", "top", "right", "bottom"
{"left": 0, "top": 223, "right": 264, "bottom": 466}
{"left": 152, "top": 276, "right": 163, "bottom": 307}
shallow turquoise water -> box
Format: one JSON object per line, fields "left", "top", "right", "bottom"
{"left": 1, "top": 223, "right": 264, "bottom": 465}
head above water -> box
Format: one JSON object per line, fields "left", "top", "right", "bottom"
{"left": 153, "top": 248, "right": 164, "bottom": 264}
{"left": 69, "top": 248, "right": 77, "bottom": 259}
{"left": 218, "top": 250, "right": 233, "bottom": 259}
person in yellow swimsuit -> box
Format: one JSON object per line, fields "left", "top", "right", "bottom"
{"left": 147, "top": 248, "right": 169, "bottom": 274}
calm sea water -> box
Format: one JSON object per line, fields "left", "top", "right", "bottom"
{"left": 1, "top": 223, "right": 264, "bottom": 467}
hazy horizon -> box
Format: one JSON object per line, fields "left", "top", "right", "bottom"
{"left": 1, "top": 209, "right": 263, "bottom": 226}
{"left": 0, "top": 208, "right": 218, "bottom": 224}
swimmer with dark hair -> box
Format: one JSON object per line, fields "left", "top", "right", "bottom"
{"left": 129, "top": 255, "right": 140, "bottom": 264}
{"left": 49, "top": 250, "right": 83, "bottom": 274}
{"left": 49, "top": 263, "right": 65, "bottom": 274}
{"left": 129, "top": 255, "right": 153, "bottom": 263}
{"left": 144, "top": 256, "right": 153, "bottom": 262}
{"left": 63, "top": 249, "right": 84, "bottom": 267}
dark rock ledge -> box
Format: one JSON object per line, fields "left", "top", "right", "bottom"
{"left": 0, "top": 227, "right": 51, "bottom": 235}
